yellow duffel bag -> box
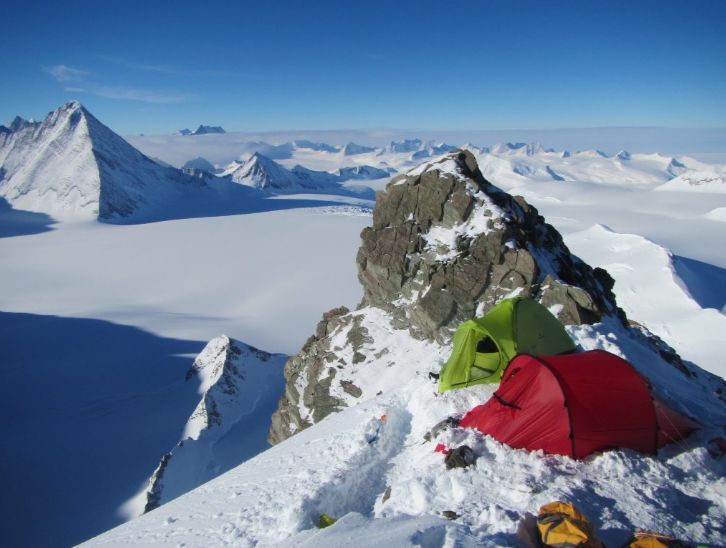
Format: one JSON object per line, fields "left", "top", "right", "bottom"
{"left": 536, "top": 501, "right": 602, "bottom": 548}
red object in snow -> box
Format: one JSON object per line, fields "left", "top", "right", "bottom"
{"left": 459, "top": 350, "right": 698, "bottom": 459}
{"left": 434, "top": 443, "right": 450, "bottom": 455}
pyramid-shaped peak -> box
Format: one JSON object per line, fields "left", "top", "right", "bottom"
{"left": 243, "top": 151, "right": 275, "bottom": 167}
{"left": 37, "top": 100, "right": 99, "bottom": 134}
{"left": 62, "top": 100, "right": 83, "bottom": 111}
{"left": 0, "top": 101, "right": 206, "bottom": 221}
{"left": 52, "top": 100, "right": 90, "bottom": 122}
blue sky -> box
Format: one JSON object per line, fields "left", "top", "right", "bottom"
{"left": 2, "top": 0, "right": 725, "bottom": 135}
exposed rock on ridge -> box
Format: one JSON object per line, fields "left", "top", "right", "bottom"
{"left": 142, "top": 335, "right": 286, "bottom": 514}
{"left": 268, "top": 150, "right": 631, "bottom": 444}
{"left": 357, "top": 150, "right": 623, "bottom": 340}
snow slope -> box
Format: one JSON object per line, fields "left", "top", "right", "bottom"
{"left": 567, "top": 225, "right": 726, "bottom": 377}
{"left": 705, "top": 207, "right": 726, "bottom": 222}
{"left": 655, "top": 171, "right": 726, "bottom": 193}
{"left": 84, "top": 309, "right": 726, "bottom": 547}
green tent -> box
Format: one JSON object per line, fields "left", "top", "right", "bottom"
{"left": 438, "top": 297, "right": 576, "bottom": 393}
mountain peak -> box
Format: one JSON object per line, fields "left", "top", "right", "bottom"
{"left": 269, "top": 149, "right": 627, "bottom": 443}
{"left": 192, "top": 125, "right": 225, "bottom": 135}
{"left": 0, "top": 101, "right": 206, "bottom": 220}
{"left": 387, "top": 138, "right": 423, "bottom": 153}
{"left": 342, "top": 142, "right": 376, "bottom": 155}
{"left": 62, "top": 99, "right": 83, "bottom": 111}
{"left": 140, "top": 336, "right": 286, "bottom": 514}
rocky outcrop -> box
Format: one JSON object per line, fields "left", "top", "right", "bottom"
{"left": 268, "top": 307, "right": 351, "bottom": 443}
{"left": 357, "top": 151, "right": 623, "bottom": 341}
{"left": 268, "top": 150, "right": 626, "bottom": 444}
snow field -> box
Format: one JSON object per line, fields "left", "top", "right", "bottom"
{"left": 0, "top": 206, "right": 371, "bottom": 354}
{"left": 0, "top": 201, "right": 372, "bottom": 546}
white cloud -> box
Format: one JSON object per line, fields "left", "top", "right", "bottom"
{"left": 44, "top": 64, "right": 88, "bottom": 82}
{"left": 64, "top": 84, "right": 195, "bottom": 104}
{"left": 96, "top": 55, "right": 254, "bottom": 79}
{"left": 43, "top": 63, "right": 196, "bottom": 104}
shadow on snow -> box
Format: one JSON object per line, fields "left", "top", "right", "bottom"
{"left": 0, "top": 311, "right": 205, "bottom": 547}
{"left": 105, "top": 182, "right": 373, "bottom": 225}
{"left": 673, "top": 255, "right": 726, "bottom": 313}
{"left": 0, "top": 196, "right": 56, "bottom": 238}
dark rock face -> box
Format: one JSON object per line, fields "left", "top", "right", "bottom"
{"left": 268, "top": 150, "right": 626, "bottom": 444}
{"left": 269, "top": 307, "right": 350, "bottom": 444}
{"left": 356, "top": 150, "right": 624, "bottom": 342}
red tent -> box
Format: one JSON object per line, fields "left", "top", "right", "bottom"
{"left": 459, "top": 350, "right": 698, "bottom": 459}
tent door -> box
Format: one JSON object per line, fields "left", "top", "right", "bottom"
{"left": 470, "top": 336, "right": 501, "bottom": 381}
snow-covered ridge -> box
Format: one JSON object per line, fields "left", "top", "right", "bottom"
{"left": 655, "top": 171, "right": 726, "bottom": 193}
{"left": 130, "top": 335, "right": 287, "bottom": 516}
{"left": 566, "top": 224, "right": 726, "bottom": 377}
{"left": 221, "top": 152, "right": 379, "bottom": 196}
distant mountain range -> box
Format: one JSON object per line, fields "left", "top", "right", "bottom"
{"left": 3, "top": 102, "right": 723, "bottom": 224}
{"left": 177, "top": 125, "right": 226, "bottom": 136}
{"left": 0, "top": 102, "right": 380, "bottom": 222}
{"left": 219, "top": 152, "right": 378, "bottom": 197}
